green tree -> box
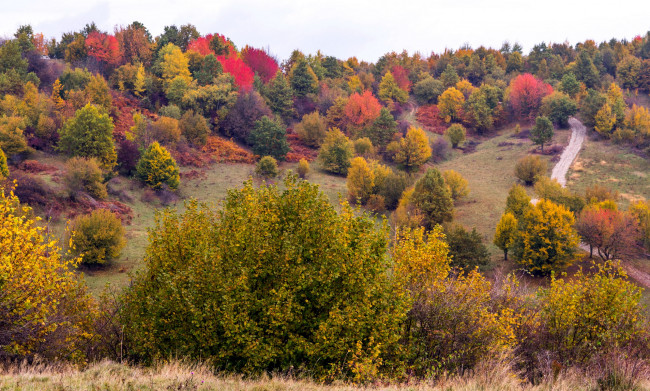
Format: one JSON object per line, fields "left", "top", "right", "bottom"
{"left": 136, "top": 141, "right": 180, "bottom": 190}
{"left": 541, "top": 92, "right": 578, "bottom": 127}
{"left": 413, "top": 75, "right": 444, "bottom": 105}
{"left": 574, "top": 51, "right": 600, "bottom": 89}
{"left": 515, "top": 155, "right": 547, "bottom": 185}
{"left": 58, "top": 104, "right": 117, "bottom": 170}
{"left": 440, "top": 64, "right": 460, "bottom": 88}
{"left": 69, "top": 209, "right": 126, "bottom": 265}
{"left": 63, "top": 157, "right": 107, "bottom": 200}
{"left": 530, "top": 116, "right": 554, "bottom": 152}
{"left": 465, "top": 89, "right": 494, "bottom": 133}
{"left": 318, "top": 128, "right": 354, "bottom": 175}
{"left": 505, "top": 184, "right": 531, "bottom": 219}
{"left": 559, "top": 72, "right": 580, "bottom": 98}
{"left": 289, "top": 58, "right": 318, "bottom": 97}
{"left": 445, "top": 124, "right": 466, "bottom": 148}
{"left": 248, "top": 116, "right": 290, "bottom": 160}
{"left": 513, "top": 199, "right": 579, "bottom": 275}
{"left": 579, "top": 89, "right": 607, "bottom": 129}
{"left": 378, "top": 71, "right": 408, "bottom": 104}
{"left": 194, "top": 54, "right": 223, "bottom": 86}
{"left": 494, "top": 212, "right": 518, "bottom": 260}
{"left": 121, "top": 177, "right": 408, "bottom": 377}
{"left": 180, "top": 74, "right": 238, "bottom": 119}
{"left": 392, "top": 127, "right": 432, "bottom": 172}
{"left": 360, "top": 107, "right": 397, "bottom": 150}
{"left": 616, "top": 55, "right": 641, "bottom": 89}
{"left": 295, "top": 111, "right": 327, "bottom": 147}
{"left": 411, "top": 168, "right": 454, "bottom": 229}
{"left": 266, "top": 71, "right": 295, "bottom": 121}
{"left": 179, "top": 110, "right": 210, "bottom": 146}
{"left": 506, "top": 52, "right": 524, "bottom": 73}
{"left": 445, "top": 224, "right": 490, "bottom": 270}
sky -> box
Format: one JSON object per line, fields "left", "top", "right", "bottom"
{"left": 1, "top": 0, "right": 649, "bottom": 62}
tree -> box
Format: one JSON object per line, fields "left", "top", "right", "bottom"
{"left": 465, "top": 89, "right": 494, "bottom": 133}
{"left": 241, "top": 46, "right": 279, "bottom": 84}
{"left": 530, "top": 116, "right": 554, "bottom": 152}
{"left": 506, "top": 52, "right": 524, "bottom": 73}
{"left": 217, "top": 55, "right": 254, "bottom": 90}
{"left": 58, "top": 104, "right": 117, "bottom": 170}
{"left": 411, "top": 168, "right": 454, "bottom": 229}
{"left": 440, "top": 64, "right": 460, "bottom": 88}
{"left": 115, "top": 23, "right": 153, "bottom": 66}
{"left": 438, "top": 87, "right": 465, "bottom": 123}
{"left": 442, "top": 169, "right": 469, "bottom": 202}
{"left": 360, "top": 107, "right": 397, "bottom": 150}
{"left": 616, "top": 55, "right": 641, "bottom": 89}
{"left": 624, "top": 104, "right": 650, "bottom": 137}
{"left": 248, "top": 116, "right": 290, "bottom": 160}
{"left": 179, "top": 110, "right": 210, "bottom": 146}
{"left": 221, "top": 90, "right": 271, "bottom": 143}
{"left": 0, "top": 116, "right": 29, "bottom": 157}
{"left": 297, "top": 158, "right": 309, "bottom": 179}
{"left": 295, "top": 111, "right": 327, "bottom": 147}
{"left": 318, "top": 128, "right": 354, "bottom": 175}
{"left": 121, "top": 177, "right": 408, "bottom": 377}
{"left": 445, "top": 124, "right": 466, "bottom": 148}
{"left": 392, "top": 127, "right": 432, "bottom": 172}
{"left": 180, "top": 74, "right": 238, "bottom": 118}
{"left": 0, "top": 186, "right": 95, "bottom": 361}
{"left": 378, "top": 71, "right": 408, "bottom": 105}
{"left": 193, "top": 54, "right": 223, "bottom": 86}
{"left": 574, "top": 51, "right": 600, "bottom": 88}
{"left": 85, "top": 31, "right": 121, "bottom": 66}
{"left": 579, "top": 89, "right": 607, "bottom": 129}
{"left": 606, "top": 83, "right": 626, "bottom": 126}
{"left": 157, "top": 43, "right": 192, "bottom": 86}
{"left": 413, "top": 75, "right": 445, "bottom": 105}
{"left": 514, "top": 155, "right": 547, "bottom": 185}
{"left": 289, "top": 58, "right": 318, "bottom": 97}
{"left": 346, "top": 157, "right": 375, "bottom": 204}
{"left": 343, "top": 91, "right": 382, "bottom": 135}
{"left": 63, "top": 157, "right": 107, "bottom": 200}
{"left": 594, "top": 103, "right": 616, "bottom": 137}
{"left": 0, "top": 148, "right": 8, "bottom": 179}
{"left": 494, "top": 212, "right": 518, "bottom": 260}
{"left": 507, "top": 73, "right": 553, "bottom": 121}
{"left": 505, "top": 183, "right": 531, "bottom": 219}
{"left": 69, "top": 209, "right": 126, "bottom": 265}
{"left": 255, "top": 156, "right": 278, "bottom": 179}
{"left": 576, "top": 207, "right": 641, "bottom": 261}
{"left": 513, "top": 199, "right": 579, "bottom": 275}
{"left": 445, "top": 224, "right": 490, "bottom": 270}
{"left": 534, "top": 176, "right": 585, "bottom": 214}
{"left": 266, "top": 71, "right": 295, "bottom": 121}
{"left": 136, "top": 141, "right": 180, "bottom": 190}
{"left": 559, "top": 72, "right": 580, "bottom": 98}
{"left": 541, "top": 92, "right": 578, "bottom": 127}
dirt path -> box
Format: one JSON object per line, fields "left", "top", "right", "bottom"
{"left": 551, "top": 117, "right": 586, "bottom": 187}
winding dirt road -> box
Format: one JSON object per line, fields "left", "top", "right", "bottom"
{"left": 551, "top": 117, "right": 586, "bottom": 187}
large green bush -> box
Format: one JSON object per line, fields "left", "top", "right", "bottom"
{"left": 121, "top": 177, "right": 408, "bottom": 378}
{"left": 69, "top": 209, "right": 126, "bottom": 266}
{"left": 136, "top": 141, "right": 180, "bottom": 190}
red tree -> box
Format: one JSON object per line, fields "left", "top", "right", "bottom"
{"left": 217, "top": 55, "right": 254, "bottom": 90}
{"left": 576, "top": 208, "right": 642, "bottom": 260}
{"left": 241, "top": 46, "right": 279, "bottom": 83}
{"left": 508, "top": 73, "right": 553, "bottom": 121}
{"left": 187, "top": 34, "right": 214, "bottom": 56}
{"left": 343, "top": 90, "right": 382, "bottom": 132}
{"left": 391, "top": 65, "right": 411, "bottom": 92}
{"left": 85, "top": 32, "right": 121, "bottom": 65}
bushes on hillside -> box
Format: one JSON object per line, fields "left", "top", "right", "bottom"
{"left": 0, "top": 148, "right": 8, "bottom": 179}
{"left": 63, "top": 157, "right": 107, "bottom": 200}
{"left": 136, "top": 141, "right": 180, "bottom": 190}
{"left": 255, "top": 156, "right": 278, "bottom": 179}
{"left": 69, "top": 209, "right": 126, "bottom": 266}
{"left": 515, "top": 155, "right": 547, "bottom": 185}
{"left": 318, "top": 128, "right": 354, "bottom": 175}
{"left": 248, "top": 116, "right": 289, "bottom": 160}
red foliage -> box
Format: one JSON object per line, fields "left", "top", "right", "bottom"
{"left": 576, "top": 208, "right": 642, "bottom": 261}
{"left": 508, "top": 73, "right": 553, "bottom": 122}
{"left": 391, "top": 65, "right": 411, "bottom": 92}
{"left": 85, "top": 31, "right": 122, "bottom": 65}
{"left": 202, "top": 136, "right": 255, "bottom": 163}
{"left": 343, "top": 90, "right": 382, "bottom": 132}
{"left": 634, "top": 35, "right": 643, "bottom": 42}
{"left": 18, "top": 160, "right": 59, "bottom": 174}
{"left": 217, "top": 55, "right": 255, "bottom": 90}
{"left": 110, "top": 91, "right": 154, "bottom": 141}
{"left": 416, "top": 105, "right": 447, "bottom": 134}
{"left": 187, "top": 34, "right": 214, "bottom": 56}
{"left": 241, "top": 46, "right": 279, "bottom": 83}
{"left": 286, "top": 131, "right": 318, "bottom": 162}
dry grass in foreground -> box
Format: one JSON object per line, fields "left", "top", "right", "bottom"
{"left": 1, "top": 359, "right": 649, "bottom": 391}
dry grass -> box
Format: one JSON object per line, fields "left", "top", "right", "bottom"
{"left": 1, "top": 359, "right": 647, "bottom": 391}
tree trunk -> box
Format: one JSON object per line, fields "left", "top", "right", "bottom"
{"left": 504, "top": 249, "right": 508, "bottom": 261}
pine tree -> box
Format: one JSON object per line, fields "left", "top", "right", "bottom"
{"left": 289, "top": 58, "right": 318, "bottom": 97}
{"left": 530, "top": 116, "right": 554, "bottom": 152}
{"left": 266, "top": 71, "right": 295, "bottom": 121}
{"left": 440, "top": 64, "right": 460, "bottom": 88}
{"left": 411, "top": 168, "right": 454, "bottom": 229}
{"left": 136, "top": 141, "right": 180, "bottom": 190}
{"left": 248, "top": 116, "right": 290, "bottom": 160}
{"left": 360, "top": 107, "right": 397, "bottom": 149}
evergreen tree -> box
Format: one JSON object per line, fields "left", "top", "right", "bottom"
{"left": 266, "top": 71, "right": 295, "bottom": 121}
{"left": 530, "top": 116, "right": 554, "bottom": 152}
{"left": 289, "top": 58, "right": 318, "bottom": 97}
{"left": 378, "top": 71, "right": 408, "bottom": 104}
{"left": 559, "top": 72, "right": 580, "bottom": 98}
{"left": 411, "top": 168, "right": 454, "bottom": 229}
{"left": 360, "top": 107, "right": 397, "bottom": 149}
{"left": 440, "top": 64, "right": 460, "bottom": 88}
{"left": 574, "top": 51, "right": 600, "bottom": 89}
{"left": 248, "top": 116, "right": 290, "bottom": 160}
{"left": 136, "top": 141, "right": 180, "bottom": 190}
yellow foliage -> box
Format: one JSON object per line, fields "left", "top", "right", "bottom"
{"left": 455, "top": 79, "right": 476, "bottom": 98}
{"left": 346, "top": 156, "right": 375, "bottom": 204}
{"left": 624, "top": 104, "right": 650, "bottom": 137}
{"left": 438, "top": 87, "right": 465, "bottom": 123}
{"left": 442, "top": 169, "right": 469, "bottom": 201}
{"left": 392, "top": 126, "right": 431, "bottom": 172}
{"left": 594, "top": 103, "right": 616, "bottom": 136}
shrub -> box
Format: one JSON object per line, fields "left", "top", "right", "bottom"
{"left": 69, "top": 209, "right": 126, "bottom": 266}
{"left": 179, "top": 110, "right": 210, "bottom": 146}
{"left": 58, "top": 104, "right": 117, "bottom": 170}
{"left": 248, "top": 116, "right": 290, "bottom": 160}
{"left": 120, "top": 177, "right": 408, "bottom": 378}
{"left": 514, "top": 155, "right": 547, "bottom": 185}
{"left": 202, "top": 136, "right": 255, "bottom": 164}
{"left": 377, "top": 170, "right": 410, "bottom": 210}
{"left": 318, "top": 128, "right": 354, "bottom": 175}
{"left": 116, "top": 138, "right": 140, "bottom": 176}
{"left": 442, "top": 169, "right": 469, "bottom": 202}
{"left": 136, "top": 142, "right": 180, "bottom": 190}
{"left": 295, "top": 111, "right": 327, "bottom": 147}
{"left": 444, "top": 224, "right": 490, "bottom": 270}
{"left": 150, "top": 116, "right": 181, "bottom": 144}
{"left": 445, "top": 124, "right": 466, "bottom": 148}
{"left": 411, "top": 168, "right": 454, "bottom": 229}
{"left": 430, "top": 136, "right": 451, "bottom": 163}
{"left": 366, "top": 194, "right": 386, "bottom": 213}
{"left": 158, "top": 104, "right": 181, "bottom": 119}
{"left": 255, "top": 156, "right": 278, "bottom": 179}
{"left": 0, "top": 186, "right": 95, "bottom": 361}
{"left": 534, "top": 176, "right": 585, "bottom": 214}
{"left": 353, "top": 137, "right": 374, "bottom": 157}
{"left": 0, "top": 148, "right": 8, "bottom": 179}
{"left": 346, "top": 156, "right": 374, "bottom": 204}
{"left": 296, "top": 158, "right": 309, "bottom": 179}
{"left": 63, "top": 157, "right": 107, "bottom": 200}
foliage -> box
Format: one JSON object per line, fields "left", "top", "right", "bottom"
{"left": 157, "top": 43, "right": 192, "bottom": 86}
{"left": 221, "top": 90, "right": 271, "bottom": 142}
{"left": 0, "top": 148, "right": 8, "bottom": 179}
{"left": 391, "top": 127, "right": 431, "bottom": 172}
{"left": 295, "top": 111, "right": 327, "bottom": 147}
{"left": 136, "top": 141, "right": 180, "bottom": 190}
{"left": 530, "top": 116, "right": 554, "bottom": 151}
{"left": 494, "top": 212, "right": 518, "bottom": 260}
{"left": 63, "top": 157, "right": 107, "bottom": 200}
{"left": 0, "top": 186, "right": 95, "bottom": 361}
{"left": 533, "top": 176, "right": 585, "bottom": 214}
{"left": 0, "top": 116, "right": 29, "bottom": 157}
{"left": 180, "top": 74, "right": 238, "bottom": 119}
{"left": 353, "top": 137, "right": 374, "bottom": 157}
{"left": 437, "top": 87, "right": 465, "bottom": 123}
{"left": 541, "top": 92, "right": 577, "bottom": 127}
{"left": 512, "top": 199, "right": 579, "bottom": 275}
{"left": 58, "top": 104, "right": 117, "bottom": 170}
{"left": 346, "top": 157, "right": 375, "bottom": 204}
{"left": 594, "top": 103, "right": 616, "bottom": 137}
{"left": 576, "top": 207, "right": 641, "bottom": 260}
{"left": 266, "top": 71, "right": 295, "bottom": 121}
{"left": 151, "top": 116, "right": 181, "bottom": 144}
{"left": 297, "top": 158, "right": 309, "bottom": 179}
{"left": 121, "top": 178, "right": 408, "bottom": 378}
{"left": 377, "top": 170, "right": 410, "bottom": 210}
{"left": 85, "top": 31, "right": 121, "bottom": 65}
{"left": 289, "top": 58, "right": 319, "bottom": 97}
{"left": 412, "top": 75, "right": 444, "bottom": 105}
{"left": 616, "top": 55, "right": 641, "bottom": 89}
{"left": 179, "top": 110, "right": 210, "bottom": 146}
{"left": 629, "top": 200, "right": 650, "bottom": 252}
{"left": 378, "top": 71, "right": 408, "bottom": 105}
{"left": 241, "top": 46, "right": 279, "bottom": 84}
{"left": 248, "top": 116, "right": 290, "bottom": 160}
{"left": 255, "top": 156, "right": 279, "bottom": 179}
{"left": 343, "top": 91, "right": 382, "bottom": 135}
{"left": 559, "top": 72, "right": 580, "bottom": 97}
{"left": 624, "top": 104, "right": 650, "bottom": 138}
{"left": 507, "top": 73, "right": 553, "bottom": 121}
{"left": 505, "top": 184, "right": 531, "bottom": 219}
{"left": 69, "top": 209, "right": 126, "bottom": 266}
{"left": 201, "top": 136, "right": 254, "bottom": 163}
{"left": 360, "top": 108, "right": 397, "bottom": 150}
{"left": 445, "top": 224, "right": 490, "bottom": 270}
{"left": 318, "top": 128, "right": 354, "bottom": 175}
{"left": 579, "top": 88, "right": 607, "bottom": 129}
{"left": 411, "top": 168, "right": 454, "bottom": 229}
{"left": 442, "top": 169, "right": 469, "bottom": 202}
{"left": 514, "top": 155, "right": 547, "bottom": 185}
{"left": 217, "top": 55, "right": 254, "bottom": 90}
{"left": 444, "top": 123, "right": 466, "bottom": 148}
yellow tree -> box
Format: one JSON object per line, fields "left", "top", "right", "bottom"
{"left": 493, "top": 212, "right": 518, "bottom": 260}
{"left": 624, "top": 104, "right": 650, "bottom": 138}
{"left": 392, "top": 126, "right": 432, "bottom": 172}
{"left": 594, "top": 103, "right": 616, "bottom": 137}
{"left": 158, "top": 43, "right": 192, "bottom": 86}
{"left": 438, "top": 87, "right": 465, "bottom": 122}
{"left": 346, "top": 156, "right": 375, "bottom": 204}
{"left": 133, "top": 63, "right": 146, "bottom": 97}
{"left": 606, "top": 83, "right": 626, "bottom": 125}
{"left": 378, "top": 71, "right": 408, "bottom": 105}
{"left": 0, "top": 148, "right": 8, "bottom": 179}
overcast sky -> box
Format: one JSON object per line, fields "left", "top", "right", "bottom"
{"left": 2, "top": 0, "right": 649, "bottom": 62}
